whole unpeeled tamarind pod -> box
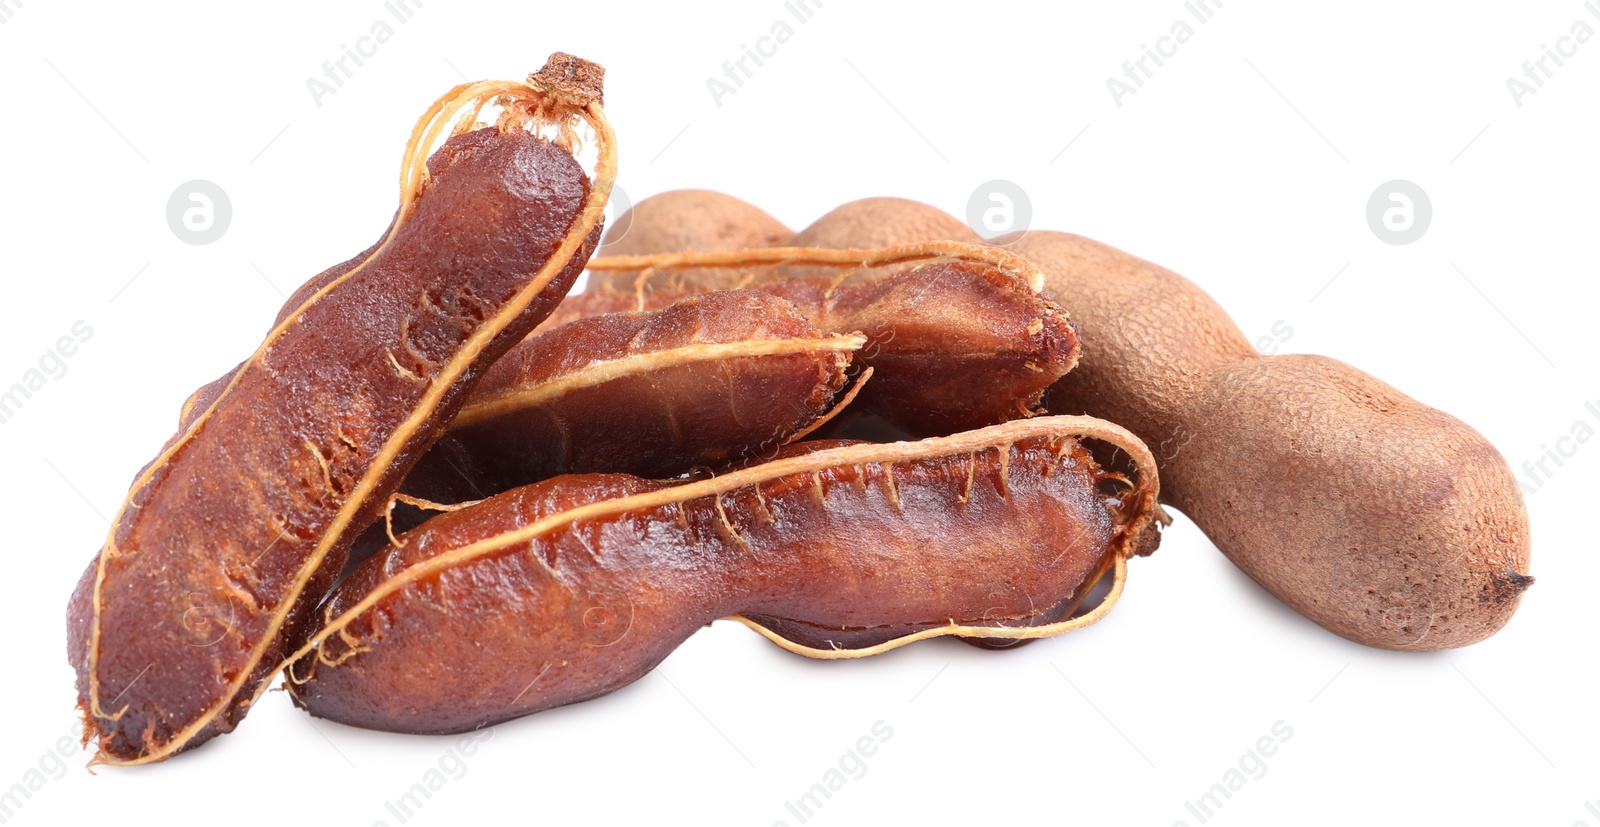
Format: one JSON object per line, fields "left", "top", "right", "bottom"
{"left": 574, "top": 243, "right": 1074, "bottom": 436}
{"left": 65, "top": 55, "right": 617, "bottom": 764}
{"left": 284, "top": 416, "right": 1161, "bottom": 734}
{"left": 994, "top": 231, "right": 1531, "bottom": 650}
{"left": 587, "top": 189, "right": 793, "bottom": 293}
{"left": 391, "top": 289, "right": 862, "bottom": 513}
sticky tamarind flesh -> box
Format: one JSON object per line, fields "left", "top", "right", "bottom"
{"left": 65, "top": 59, "right": 614, "bottom": 763}
{"left": 285, "top": 416, "right": 1160, "bottom": 734}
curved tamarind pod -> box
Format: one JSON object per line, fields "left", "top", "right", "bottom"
{"left": 586, "top": 189, "right": 792, "bottom": 294}
{"left": 392, "top": 289, "right": 861, "bottom": 514}
{"left": 284, "top": 416, "right": 1161, "bottom": 734}
{"left": 582, "top": 243, "right": 1070, "bottom": 436}
{"left": 995, "top": 231, "right": 1531, "bottom": 650}
{"left": 65, "top": 55, "right": 617, "bottom": 764}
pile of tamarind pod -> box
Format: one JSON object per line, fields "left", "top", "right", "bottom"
{"left": 62, "top": 57, "right": 1166, "bottom": 760}
{"left": 575, "top": 190, "right": 1535, "bottom": 652}
{"left": 63, "top": 58, "right": 1529, "bottom": 764}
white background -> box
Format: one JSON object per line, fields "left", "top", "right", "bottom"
{"left": 1, "top": 2, "right": 1595, "bottom": 825}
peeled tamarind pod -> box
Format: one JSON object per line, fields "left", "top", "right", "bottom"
{"left": 586, "top": 189, "right": 792, "bottom": 294}
{"left": 405, "top": 289, "right": 862, "bottom": 502}
{"left": 284, "top": 416, "right": 1161, "bottom": 734}
{"left": 584, "top": 243, "right": 1072, "bottom": 436}
{"left": 65, "top": 55, "right": 617, "bottom": 764}
{"left": 996, "top": 230, "right": 1531, "bottom": 650}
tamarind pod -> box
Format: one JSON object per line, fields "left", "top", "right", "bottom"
{"left": 284, "top": 416, "right": 1161, "bottom": 734}
{"left": 996, "top": 230, "right": 1531, "bottom": 650}
{"left": 587, "top": 189, "right": 792, "bottom": 294}
{"left": 65, "top": 56, "right": 617, "bottom": 764}
{"left": 583, "top": 243, "right": 1071, "bottom": 435}
{"left": 392, "top": 289, "right": 861, "bottom": 511}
